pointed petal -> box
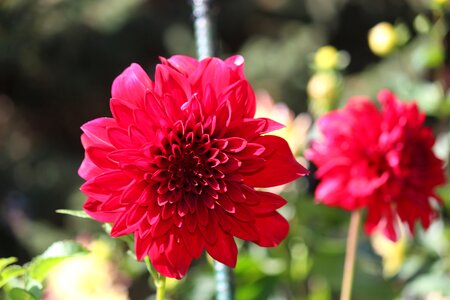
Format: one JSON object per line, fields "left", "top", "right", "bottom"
{"left": 83, "top": 198, "right": 123, "bottom": 222}
{"left": 180, "top": 227, "right": 205, "bottom": 258}
{"left": 248, "top": 191, "right": 287, "bottom": 214}
{"left": 253, "top": 212, "right": 289, "bottom": 247}
{"left": 81, "top": 117, "right": 117, "bottom": 147}
{"left": 111, "top": 63, "right": 152, "bottom": 107}
{"left": 243, "top": 135, "right": 308, "bottom": 187}
{"left": 110, "top": 98, "right": 135, "bottom": 128}
{"left": 205, "top": 229, "right": 238, "bottom": 268}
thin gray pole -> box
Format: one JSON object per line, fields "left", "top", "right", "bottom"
{"left": 191, "top": 1, "right": 234, "bottom": 299}
{"left": 191, "top": 0, "right": 214, "bottom": 59}
{"left": 213, "top": 260, "right": 235, "bottom": 300}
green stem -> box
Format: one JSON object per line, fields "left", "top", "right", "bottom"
{"left": 156, "top": 276, "right": 166, "bottom": 300}
{"left": 145, "top": 256, "right": 166, "bottom": 300}
{"left": 340, "top": 210, "right": 361, "bottom": 300}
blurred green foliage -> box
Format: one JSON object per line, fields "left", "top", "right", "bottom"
{"left": 1, "top": 0, "right": 450, "bottom": 299}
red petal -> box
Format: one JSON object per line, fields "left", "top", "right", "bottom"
{"left": 111, "top": 211, "right": 135, "bottom": 236}
{"left": 164, "top": 234, "right": 194, "bottom": 279}
{"left": 129, "top": 125, "right": 147, "bottom": 145}
{"left": 214, "top": 100, "right": 232, "bottom": 137}
{"left": 79, "top": 155, "right": 103, "bottom": 180}
{"left": 253, "top": 212, "right": 289, "bottom": 247}
{"left": 221, "top": 80, "right": 256, "bottom": 120}
{"left": 148, "top": 239, "right": 176, "bottom": 277}
{"left": 248, "top": 191, "right": 287, "bottom": 214}
{"left": 226, "top": 118, "right": 284, "bottom": 140}
{"left": 135, "top": 234, "right": 153, "bottom": 261}
{"left": 81, "top": 117, "right": 117, "bottom": 147}
{"left": 238, "top": 157, "right": 265, "bottom": 174}
{"left": 180, "top": 227, "right": 205, "bottom": 258}
{"left": 165, "top": 55, "right": 199, "bottom": 76}
{"left": 216, "top": 207, "right": 258, "bottom": 241}
{"left": 205, "top": 229, "right": 238, "bottom": 268}
{"left": 185, "top": 213, "right": 197, "bottom": 233}
{"left": 111, "top": 63, "right": 152, "bottom": 107}
{"left": 153, "top": 65, "right": 189, "bottom": 119}
{"left": 224, "top": 137, "right": 247, "bottom": 153}
{"left": 92, "top": 170, "right": 133, "bottom": 191}
{"left": 151, "top": 217, "right": 173, "bottom": 238}
{"left": 243, "top": 135, "right": 308, "bottom": 187}
{"left": 110, "top": 98, "right": 135, "bottom": 128}
{"left": 83, "top": 198, "right": 122, "bottom": 222}
{"left": 199, "top": 212, "right": 218, "bottom": 245}
{"left": 120, "top": 181, "right": 147, "bottom": 204}
{"left": 86, "top": 147, "right": 117, "bottom": 170}
{"left": 107, "top": 127, "right": 132, "bottom": 148}
{"left": 196, "top": 201, "right": 208, "bottom": 226}
{"left": 216, "top": 195, "right": 235, "bottom": 213}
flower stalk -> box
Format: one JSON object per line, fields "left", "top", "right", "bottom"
{"left": 340, "top": 210, "right": 361, "bottom": 300}
{"left": 145, "top": 256, "right": 167, "bottom": 300}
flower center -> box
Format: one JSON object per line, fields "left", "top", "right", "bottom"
{"left": 150, "top": 119, "right": 228, "bottom": 203}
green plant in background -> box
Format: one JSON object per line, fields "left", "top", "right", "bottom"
{"left": 0, "top": 241, "right": 87, "bottom": 300}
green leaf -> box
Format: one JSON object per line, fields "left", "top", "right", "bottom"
{"left": 0, "top": 265, "right": 27, "bottom": 288}
{"left": 0, "top": 258, "right": 18, "bottom": 273}
{"left": 27, "top": 257, "right": 69, "bottom": 283}
{"left": 55, "top": 209, "right": 91, "bottom": 219}
{"left": 5, "top": 288, "right": 37, "bottom": 300}
{"left": 27, "top": 240, "right": 88, "bottom": 283}
{"left": 25, "top": 279, "right": 43, "bottom": 299}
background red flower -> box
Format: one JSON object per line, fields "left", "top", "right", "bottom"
{"left": 306, "top": 90, "right": 446, "bottom": 240}
{"left": 79, "top": 55, "right": 308, "bottom": 279}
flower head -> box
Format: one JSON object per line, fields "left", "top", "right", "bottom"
{"left": 306, "top": 90, "right": 445, "bottom": 240}
{"left": 79, "top": 55, "right": 308, "bottom": 279}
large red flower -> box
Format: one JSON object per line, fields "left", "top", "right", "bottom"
{"left": 306, "top": 90, "right": 446, "bottom": 240}
{"left": 79, "top": 55, "right": 308, "bottom": 279}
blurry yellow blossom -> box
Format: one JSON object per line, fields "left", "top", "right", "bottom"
{"left": 371, "top": 229, "right": 407, "bottom": 277}
{"left": 314, "top": 46, "right": 339, "bottom": 70}
{"left": 368, "top": 22, "right": 397, "bottom": 56}
{"left": 44, "top": 239, "right": 129, "bottom": 300}
{"left": 306, "top": 72, "right": 338, "bottom": 101}
{"left": 307, "top": 72, "right": 339, "bottom": 117}
{"left": 255, "top": 90, "right": 311, "bottom": 155}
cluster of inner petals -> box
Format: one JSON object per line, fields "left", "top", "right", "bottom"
{"left": 144, "top": 117, "right": 248, "bottom": 211}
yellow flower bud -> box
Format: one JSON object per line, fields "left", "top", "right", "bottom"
{"left": 368, "top": 22, "right": 397, "bottom": 56}
{"left": 307, "top": 72, "right": 337, "bottom": 101}
{"left": 307, "top": 72, "right": 339, "bottom": 117}
{"left": 314, "top": 46, "right": 339, "bottom": 70}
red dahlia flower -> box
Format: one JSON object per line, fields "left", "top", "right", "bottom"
{"left": 79, "top": 55, "right": 308, "bottom": 279}
{"left": 306, "top": 90, "right": 446, "bottom": 241}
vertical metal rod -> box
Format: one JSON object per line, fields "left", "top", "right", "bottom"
{"left": 214, "top": 260, "right": 234, "bottom": 300}
{"left": 191, "top": 1, "right": 234, "bottom": 299}
{"left": 191, "top": 0, "right": 214, "bottom": 59}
